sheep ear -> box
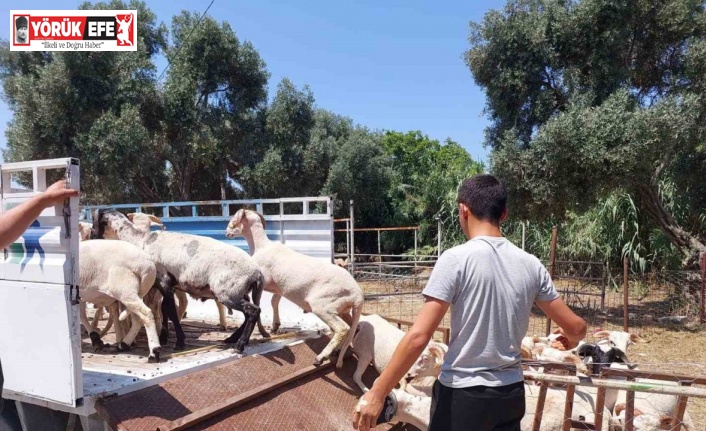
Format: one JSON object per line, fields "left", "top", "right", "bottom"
{"left": 615, "top": 403, "right": 626, "bottom": 416}
{"left": 593, "top": 330, "right": 611, "bottom": 339}
{"left": 228, "top": 209, "right": 244, "bottom": 229}
{"left": 612, "top": 348, "right": 632, "bottom": 366}
{"left": 126, "top": 213, "right": 136, "bottom": 221}
{"left": 576, "top": 344, "right": 594, "bottom": 358}
{"left": 147, "top": 215, "right": 165, "bottom": 230}
{"left": 520, "top": 346, "right": 533, "bottom": 359}
{"left": 630, "top": 333, "right": 647, "bottom": 343}
{"left": 660, "top": 416, "right": 677, "bottom": 428}
{"left": 429, "top": 344, "right": 445, "bottom": 366}
{"left": 257, "top": 212, "right": 266, "bottom": 228}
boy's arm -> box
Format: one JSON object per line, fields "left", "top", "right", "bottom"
{"left": 0, "top": 180, "right": 79, "bottom": 249}
{"left": 352, "top": 296, "right": 449, "bottom": 431}
{"left": 535, "top": 298, "right": 587, "bottom": 348}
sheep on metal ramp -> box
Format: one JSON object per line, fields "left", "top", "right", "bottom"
{"left": 78, "top": 238, "right": 162, "bottom": 363}
{"left": 91, "top": 208, "right": 269, "bottom": 354}
{"left": 350, "top": 313, "right": 447, "bottom": 393}
{"left": 225, "top": 208, "right": 363, "bottom": 367}
{"left": 81, "top": 219, "right": 160, "bottom": 338}
{"left": 126, "top": 213, "right": 232, "bottom": 332}
{"left": 379, "top": 389, "right": 432, "bottom": 431}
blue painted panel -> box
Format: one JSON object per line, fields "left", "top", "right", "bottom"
{"left": 82, "top": 198, "right": 333, "bottom": 261}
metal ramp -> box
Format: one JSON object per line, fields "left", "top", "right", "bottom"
{"left": 94, "top": 336, "right": 419, "bottom": 431}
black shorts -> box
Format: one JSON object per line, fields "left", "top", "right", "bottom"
{"left": 429, "top": 380, "right": 525, "bottom": 431}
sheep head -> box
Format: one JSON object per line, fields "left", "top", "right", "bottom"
{"left": 78, "top": 222, "right": 92, "bottom": 241}
{"left": 593, "top": 330, "right": 647, "bottom": 353}
{"left": 225, "top": 209, "right": 266, "bottom": 238}
{"left": 91, "top": 209, "right": 130, "bottom": 240}
{"left": 576, "top": 343, "right": 635, "bottom": 375}
{"left": 127, "top": 213, "right": 166, "bottom": 232}
{"left": 406, "top": 341, "right": 446, "bottom": 379}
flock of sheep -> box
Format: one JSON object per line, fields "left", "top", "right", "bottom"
{"left": 521, "top": 330, "right": 695, "bottom": 430}
{"left": 75, "top": 208, "right": 693, "bottom": 431}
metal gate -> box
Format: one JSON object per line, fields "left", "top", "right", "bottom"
{"left": 0, "top": 158, "right": 82, "bottom": 408}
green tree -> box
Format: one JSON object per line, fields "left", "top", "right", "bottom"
{"left": 0, "top": 2, "right": 269, "bottom": 206}
{"left": 466, "top": 0, "right": 706, "bottom": 265}
{"left": 0, "top": 0, "right": 168, "bottom": 204}
{"left": 323, "top": 128, "right": 394, "bottom": 228}
{"left": 381, "top": 131, "right": 484, "bottom": 253}
{"left": 239, "top": 78, "right": 315, "bottom": 197}
{"left": 158, "top": 10, "right": 268, "bottom": 204}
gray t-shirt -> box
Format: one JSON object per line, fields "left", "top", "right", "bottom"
{"left": 422, "top": 235, "right": 559, "bottom": 388}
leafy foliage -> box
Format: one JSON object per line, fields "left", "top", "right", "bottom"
{"left": 466, "top": 0, "right": 706, "bottom": 266}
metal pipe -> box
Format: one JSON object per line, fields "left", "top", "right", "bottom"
{"left": 624, "top": 257, "right": 629, "bottom": 333}
{"left": 522, "top": 372, "right": 706, "bottom": 398}
{"left": 545, "top": 226, "right": 558, "bottom": 336}
{"left": 414, "top": 229, "right": 418, "bottom": 270}
{"left": 437, "top": 217, "right": 442, "bottom": 257}
{"left": 350, "top": 200, "right": 355, "bottom": 274}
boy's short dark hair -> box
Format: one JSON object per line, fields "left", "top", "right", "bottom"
{"left": 457, "top": 174, "right": 507, "bottom": 225}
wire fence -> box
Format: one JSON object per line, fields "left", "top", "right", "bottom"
{"left": 527, "top": 261, "right": 705, "bottom": 338}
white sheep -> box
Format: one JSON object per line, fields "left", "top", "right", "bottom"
{"left": 126, "top": 213, "right": 231, "bottom": 332}
{"left": 533, "top": 344, "right": 589, "bottom": 375}
{"left": 612, "top": 403, "right": 679, "bottom": 430}
{"left": 350, "top": 314, "right": 447, "bottom": 393}
{"left": 78, "top": 239, "right": 162, "bottom": 362}
{"left": 225, "top": 209, "right": 363, "bottom": 367}
{"left": 385, "top": 389, "right": 432, "bottom": 431}
{"left": 522, "top": 383, "right": 613, "bottom": 431}
{"left": 92, "top": 208, "right": 269, "bottom": 353}
{"left": 81, "top": 221, "right": 156, "bottom": 339}
{"left": 82, "top": 219, "right": 161, "bottom": 339}
{"left": 592, "top": 330, "right": 695, "bottom": 431}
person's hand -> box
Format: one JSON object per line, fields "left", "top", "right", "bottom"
{"left": 551, "top": 328, "right": 580, "bottom": 350}
{"left": 40, "top": 179, "right": 79, "bottom": 207}
{"left": 352, "top": 389, "right": 386, "bottom": 431}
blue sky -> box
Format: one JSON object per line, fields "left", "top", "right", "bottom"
{"left": 1, "top": 0, "right": 506, "bottom": 165}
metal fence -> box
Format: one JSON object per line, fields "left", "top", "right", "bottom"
{"left": 527, "top": 259, "right": 705, "bottom": 338}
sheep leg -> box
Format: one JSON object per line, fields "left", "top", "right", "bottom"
{"left": 223, "top": 299, "right": 260, "bottom": 353}
{"left": 352, "top": 350, "right": 373, "bottom": 393}
{"left": 90, "top": 306, "right": 103, "bottom": 333}
{"left": 99, "top": 306, "right": 115, "bottom": 338}
{"left": 117, "top": 312, "right": 142, "bottom": 351}
{"left": 81, "top": 302, "right": 106, "bottom": 351}
{"left": 160, "top": 290, "right": 186, "bottom": 350}
{"left": 110, "top": 302, "right": 123, "bottom": 348}
{"left": 312, "top": 310, "right": 349, "bottom": 365}
{"left": 175, "top": 289, "right": 188, "bottom": 320}
{"left": 116, "top": 298, "right": 162, "bottom": 363}
{"left": 154, "top": 273, "right": 186, "bottom": 350}
{"left": 271, "top": 294, "right": 281, "bottom": 333}
{"left": 216, "top": 301, "right": 228, "bottom": 331}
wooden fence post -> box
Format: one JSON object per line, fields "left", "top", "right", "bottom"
{"left": 700, "top": 253, "right": 706, "bottom": 325}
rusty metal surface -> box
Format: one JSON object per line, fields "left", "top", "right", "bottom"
{"left": 98, "top": 335, "right": 420, "bottom": 431}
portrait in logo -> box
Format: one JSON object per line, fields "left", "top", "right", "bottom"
{"left": 115, "top": 13, "right": 133, "bottom": 46}
{"left": 14, "top": 15, "right": 29, "bottom": 45}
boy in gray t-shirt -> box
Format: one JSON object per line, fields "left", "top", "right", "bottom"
{"left": 353, "top": 174, "right": 587, "bottom": 431}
